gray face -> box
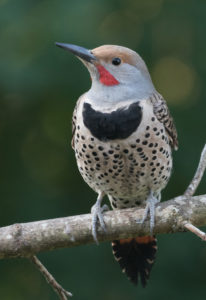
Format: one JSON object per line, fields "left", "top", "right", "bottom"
{"left": 56, "top": 43, "right": 156, "bottom": 106}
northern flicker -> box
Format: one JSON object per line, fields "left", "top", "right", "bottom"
{"left": 56, "top": 43, "right": 178, "bottom": 286}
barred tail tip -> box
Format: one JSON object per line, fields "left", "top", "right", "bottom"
{"left": 112, "top": 236, "right": 157, "bottom": 287}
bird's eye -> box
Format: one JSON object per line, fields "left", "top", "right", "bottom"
{"left": 112, "top": 57, "right": 121, "bottom": 66}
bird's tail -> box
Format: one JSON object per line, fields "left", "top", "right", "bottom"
{"left": 112, "top": 236, "right": 157, "bottom": 287}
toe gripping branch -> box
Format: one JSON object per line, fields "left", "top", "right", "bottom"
{"left": 91, "top": 190, "right": 159, "bottom": 243}
{"left": 136, "top": 191, "right": 160, "bottom": 234}
{"left": 91, "top": 192, "right": 109, "bottom": 243}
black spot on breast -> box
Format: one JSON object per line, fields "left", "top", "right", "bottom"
{"left": 82, "top": 102, "right": 142, "bottom": 141}
{"left": 108, "top": 150, "right": 114, "bottom": 154}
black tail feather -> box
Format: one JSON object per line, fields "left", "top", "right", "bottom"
{"left": 112, "top": 236, "right": 157, "bottom": 287}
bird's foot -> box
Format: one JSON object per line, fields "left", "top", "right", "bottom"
{"left": 136, "top": 191, "right": 159, "bottom": 234}
{"left": 91, "top": 193, "right": 109, "bottom": 244}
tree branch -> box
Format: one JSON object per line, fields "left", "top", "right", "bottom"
{"left": 184, "top": 144, "right": 206, "bottom": 196}
{"left": 0, "top": 194, "right": 206, "bottom": 260}
{"left": 30, "top": 255, "right": 73, "bottom": 299}
{"left": 184, "top": 223, "right": 206, "bottom": 241}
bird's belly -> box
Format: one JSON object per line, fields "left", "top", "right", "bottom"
{"left": 74, "top": 122, "right": 172, "bottom": 209}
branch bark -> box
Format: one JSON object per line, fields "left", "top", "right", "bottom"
{"left": 0, "top": 194, "right": 206, "bottom": 260}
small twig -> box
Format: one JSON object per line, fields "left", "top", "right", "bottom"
{"left": 184, "top": 144, "right": 206, "bottom": 196}
{"left": 184, "top": 223, "right": 206, "bottom": 241}
{"left": 29, "top": 255, "right": 72, "bottom": 299}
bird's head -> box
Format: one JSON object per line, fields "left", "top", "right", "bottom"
{"left": 56, "top": 43, "right": 155, "bottom": 103}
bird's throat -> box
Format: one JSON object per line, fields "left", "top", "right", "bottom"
{"left": 96, "top": 65, "right": 119, "bottom": 86}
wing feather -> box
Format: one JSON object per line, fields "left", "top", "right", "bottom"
{"left": 150, "top": 93, "right": 178, "bottom": 150}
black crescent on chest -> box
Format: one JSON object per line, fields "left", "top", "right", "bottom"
{"left": 82, "top": 102, "right": 143, "bottom": 141}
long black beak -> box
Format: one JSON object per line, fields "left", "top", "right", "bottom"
{"left": 55, "top": 42, "right": 96, "bottom": 63}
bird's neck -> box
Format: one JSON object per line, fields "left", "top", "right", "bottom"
{"left": 86, "top": 79, "right": 156, "bottom": 110}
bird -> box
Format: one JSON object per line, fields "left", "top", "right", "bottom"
{"left": 56, "top": 42, "right": 178, "bottom": 287}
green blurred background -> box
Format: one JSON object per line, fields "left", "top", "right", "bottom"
{"left": 0, "top": 0, "right": 206, "bottom": 299}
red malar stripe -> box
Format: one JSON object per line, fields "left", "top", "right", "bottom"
{"left": 96, "top": 65, "right": 119, "bottom": 86}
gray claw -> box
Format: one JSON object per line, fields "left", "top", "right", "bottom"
{"left": 136, "top": 191, "right": 159, "bottom": 234}
{"left": 91, "top": 193, "right": 108, "bottom": 244}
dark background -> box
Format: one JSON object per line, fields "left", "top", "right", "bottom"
{"left": 0, "top": 0, "right": 206, "bottom": 299}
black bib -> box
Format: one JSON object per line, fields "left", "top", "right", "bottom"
{"left": 82, "top": 102, "right": 142, "bottom": 141}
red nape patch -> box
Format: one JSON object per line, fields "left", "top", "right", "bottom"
{"left": 96, "top": 65, "right": 119, "bottom": 86}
